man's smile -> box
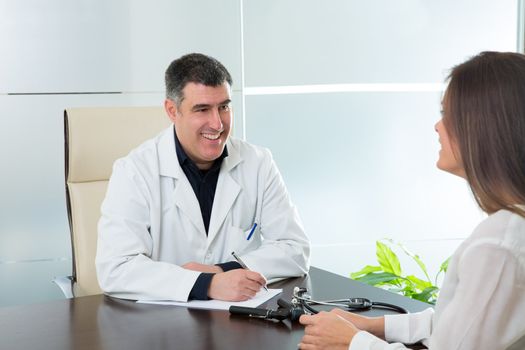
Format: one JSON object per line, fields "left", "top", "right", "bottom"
{"left": 202, "top": 132, "right": 222, "bottom": 141}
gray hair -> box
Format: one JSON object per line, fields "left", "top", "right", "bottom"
{"left": 165, "top": 53, "right": 233, "bottom": 106}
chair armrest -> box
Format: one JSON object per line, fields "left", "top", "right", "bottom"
{"left": 52, "top": 276, "right": 74, "bottom": 298}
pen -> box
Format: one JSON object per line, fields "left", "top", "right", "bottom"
{"left": 231, "top": 251, "right": 268, "bottom": 291}
{"left": 246, "top": 223, "right": 257, "bottom": 240}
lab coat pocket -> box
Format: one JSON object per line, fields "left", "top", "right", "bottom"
{"left": 229, "top": 225, "right": 261, "bottom": 255}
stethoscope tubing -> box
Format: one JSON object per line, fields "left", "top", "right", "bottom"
{"left": 293, "top": 295, "right": 408, "bottom": 314}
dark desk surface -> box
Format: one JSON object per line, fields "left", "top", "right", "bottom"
{"left": 0, "top": 267, "right": 430, "bottom": 350}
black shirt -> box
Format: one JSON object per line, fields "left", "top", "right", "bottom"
{"left": 173, "top": 128, "right": 241, "bottom": 299}
{"left": 174, "top": 128, "right": 227, "bottom": 234}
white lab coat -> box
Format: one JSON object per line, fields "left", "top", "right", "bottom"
{"left": 96, "top": 125, "right": 310, "bottom": 302}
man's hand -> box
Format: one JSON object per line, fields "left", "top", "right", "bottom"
{"left": 182, "top": 262, "right": 223, "bottom": 273}
{"left": 208, "top": 269, "right": 267, "bottom": 301}
{"left": 298, "top": 311, "right": 359, "bottom": 350}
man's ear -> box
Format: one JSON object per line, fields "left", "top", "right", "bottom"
{"left": 164, "top": 99, "right": 178, "bottom": 124}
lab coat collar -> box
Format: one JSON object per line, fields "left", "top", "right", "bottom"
{"left": 157, "top": 125, "right": 244, "bottom": 238}
{"left": 157, "top": 125, "right": 241, "bottom": 179}
{"left": 158, "top": 125, "right": 183, "bottom": 179}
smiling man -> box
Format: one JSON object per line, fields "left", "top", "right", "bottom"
{"left": 96, "top": 53, "right": 310, "bottom": 302}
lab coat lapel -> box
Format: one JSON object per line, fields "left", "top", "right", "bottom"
{"left": 158, "top": 126, "right": 205, "bottom": 234}
{"left": 172, "top": 177, "right": 206, "bottom": 234}
{"left": 207, "top": 140, "right": 242, "bottom": 244}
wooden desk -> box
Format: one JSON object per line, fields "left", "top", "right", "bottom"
{"left": 0, "top": 267, "right": 430, "bottom": 350}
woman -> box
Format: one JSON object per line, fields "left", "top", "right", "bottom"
{"left": 299, "top": 51, "right": 525, "bottom": 350}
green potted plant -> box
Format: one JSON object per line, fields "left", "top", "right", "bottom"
{"left": 350, "top": 239, "right": 449, "bottom": 305}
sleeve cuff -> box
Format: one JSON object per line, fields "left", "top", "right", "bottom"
{"left": 385, "top": 308, "right": 434, "bottom": 344}
{"left": 216, "top": 261, "right": 243, "bottom": 272}
{"left": 188, "top": 273, "right": 215, "bottom": 300}
{"left": 385, "top": 313, "right": 410, "bottom": 343}
{"left": 349, "top": 331, "right": 396, "bottom": 350}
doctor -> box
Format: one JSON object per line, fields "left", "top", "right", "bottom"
{"left": 96, "top": 53, "right": 310, "bottom": 302}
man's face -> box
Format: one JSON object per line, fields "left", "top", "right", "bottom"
{"left": 165, "top": 82, "right": 232, "bottom": 170}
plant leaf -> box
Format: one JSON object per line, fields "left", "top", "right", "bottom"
{"left": 411, "top": 286, "right": 439, "bottom": 304}
{"left": 393, "top": 240, "right": 431, "bottom": 282}
{"left": 376, "top": 241, "right": 402, "bottom": 276}
{"left": 439, "top": 257, "right": 450, "bottom": 274}
{"left": 349, "top": 239, "right": 445, "bottom": 305}
{"left": 350, "top": 265, "right": 381, "bottom": 279}
{"left": 435, "top": 256, "right": 451, "bottom": 286}
{"left": 354, "top": 272, "right": 400, "bottom": 286}
{"left": 406, "top": 275, "right": 432, "bottom": 291}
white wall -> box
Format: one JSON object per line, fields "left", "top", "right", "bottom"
{"left": 0, "top": 0, "right": 520, "bottom": 306}
{"left": 0, "top": 0, "right": 244, "bottom": 306}
{"left": 241, "top": 0, "right": 518, "bottom": 280}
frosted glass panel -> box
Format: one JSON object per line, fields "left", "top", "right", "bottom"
{"left": 0, "top": 260, "right": 71, "bottom": 307}
{"left": 0, "top": 93, "right": 167, "bottom": 262}
{"left": 0, "top": 0, "right": 242, "bottom": 93}
{"left": 125, "top": 0, "right": 242, "bottom": 93}
{"left": 231, "top": 91, "right": 244, "bottom": 139}
{"left": 245, "top": 92, "right": 485, "bottom": 245}
{"left": 243, "top": 0, "right": 517, "bottom": 86}
{"left": 0, "top": 91, "right": 242, "bottom": 262}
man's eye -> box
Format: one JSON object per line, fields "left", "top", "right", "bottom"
{"left": 196, "top": 108, "right": 208, "bottom": 113}
{"left": 219, "top": 105, "right": 230, "bottom": 111}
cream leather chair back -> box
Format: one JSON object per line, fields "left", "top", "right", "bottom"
{"left": 64, "top": 106, "right": 170, "bottom": 296}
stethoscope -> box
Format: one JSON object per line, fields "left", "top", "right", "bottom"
{"left": 228, "top": 286, "right": 408, "bottom": 323}
{"left": 291, "top": 287, "right": 409, "bottom": 314}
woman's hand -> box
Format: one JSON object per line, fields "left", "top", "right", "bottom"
{"left": 299, "top": 311, "right": 359, "bottom": 350}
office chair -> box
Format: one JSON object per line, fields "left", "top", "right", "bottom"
{"left": 54, "top": 106, "right": 170, "bottom": 298}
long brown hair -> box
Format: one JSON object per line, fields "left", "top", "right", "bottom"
{"left": 444, "top": 51, "right": 525, "bottom": 217}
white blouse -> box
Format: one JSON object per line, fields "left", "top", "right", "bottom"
{"left": 350, "top": 209, "right": 525, "bottom": 350}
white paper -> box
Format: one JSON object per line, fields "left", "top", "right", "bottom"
{"left": 137, "top": 288, "right": 282, "bottom": 310}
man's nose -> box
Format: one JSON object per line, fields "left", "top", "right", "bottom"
{"left": 209, "top": 108, "right": 223, "bottom": 130}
